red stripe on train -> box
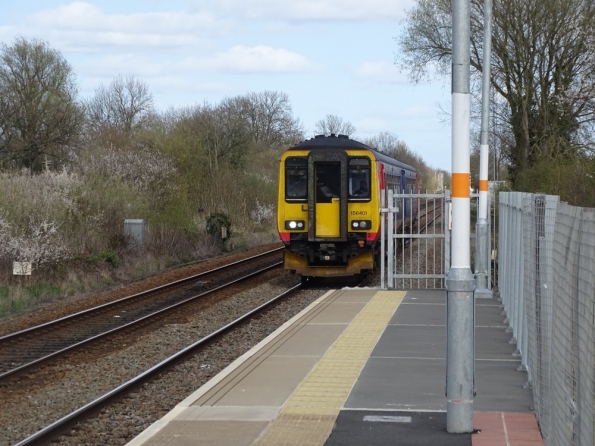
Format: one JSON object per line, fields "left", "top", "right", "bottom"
{"left": 367, "top": 231, "right": 379, "bottom": 241}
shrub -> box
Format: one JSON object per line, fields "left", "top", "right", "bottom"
{"left": 0, "top": 215, "right": 72, "bottom": 269}
{"left": 78, "top": 249, "right": 120, "bottom": 267}
{"left": 515, "top": 157, "right": 595, "bottom": 207}
{"left": 206, "top": 213, "right": 232, "bottom": 243}
{"left": 251, "top": 199, "right": 275, "bottom": 225}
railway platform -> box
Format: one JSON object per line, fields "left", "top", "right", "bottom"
{"left": 126, "top": 288, "right": 543, "bottom": 446}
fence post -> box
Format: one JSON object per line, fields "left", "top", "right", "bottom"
{"left": 381, "top": 189, "right": 386, "bottom": 290}
{"left": 387, "top": 189, "right": 395, "bottom": 289}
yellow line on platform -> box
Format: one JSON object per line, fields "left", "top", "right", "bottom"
{"left": 254, "top": 290, "right": 405, "bottom": 446}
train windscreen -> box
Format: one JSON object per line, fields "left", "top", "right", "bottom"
{"left": 285, "top": 157, "right": 307, "bottom": 200}
{"left": 348, "top": 158, "right": 370, "bottom": 198}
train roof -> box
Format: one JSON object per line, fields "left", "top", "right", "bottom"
{"left": 289, "top": 134, "right": 416, "bottom": 173}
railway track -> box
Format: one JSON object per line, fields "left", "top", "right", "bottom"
{"left": 0, "top": 246, "right": 378, "bottom": 445}
{"left": 0, "top": 247, "right": 283, "bottom": 382}
{"left": 2, "top": 246, "right": 326, "bottom": 446}
{"left": 12, "top": 281, "right": 303, "bottom": 446}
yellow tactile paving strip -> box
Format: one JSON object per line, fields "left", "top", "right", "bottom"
{"left": 254, "top": 290, "right": 406, "bottom": 446}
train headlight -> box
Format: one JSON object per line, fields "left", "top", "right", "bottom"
{"left": 285, "top": 220, "right": 305, "bottom": 230}
{"left": 351, "top": 220, "right": 371, "bottom": 230}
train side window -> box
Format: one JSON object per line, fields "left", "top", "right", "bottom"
{"left": 348, "top": 158, "right": 370, "bottom": 199}
{"left": 285, "top": 157, "right": 307, "bottom": 201}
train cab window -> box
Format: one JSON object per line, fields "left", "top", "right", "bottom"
{"left": 285, "top": 157, "right": 307, "bottom": 201}
{"left": 349, "top": 158, "right": 370, "bottom": 199}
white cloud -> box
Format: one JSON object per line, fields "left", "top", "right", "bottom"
{"left": 195, "top": 0, "right": 415, "bottom": 22}
{"left": 7, "top": 2, "right": 231, "bottom": 51}
{"left": 355, "top": 61, "right": 409, "bottom": 84}
{"left": 186, "top": 45, "right": 321, "bottom": 73}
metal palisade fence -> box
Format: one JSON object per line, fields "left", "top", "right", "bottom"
{"left": 381, "top": 189, "right": 449, "bottom": 290}
{"left": 498, "top": 192, "right": 595, "bottom": 446}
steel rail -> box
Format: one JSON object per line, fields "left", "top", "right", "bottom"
{"left": 13, "top": 282, "right": 302, "bottom": 446}
{"left": 0, "top": 250, "right": 283, "bottom": 382}
{"left": 0, "top": 247, "right": 283, "bottom": 343}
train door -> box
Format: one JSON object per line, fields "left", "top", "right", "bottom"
{"left": 314, "top": 162, "right": 341, "bottom": 237}
{"left": 307, "top": 150, "right": 348, "bottom": 241}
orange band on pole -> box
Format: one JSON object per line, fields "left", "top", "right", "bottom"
{"left": 452, "top": 173, "right": 470, "bottom": 198}
{"left": 479, "top": 179, "right": 488, "bottom": 192}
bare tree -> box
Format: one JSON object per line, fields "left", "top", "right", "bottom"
{"left": 364, "top": 131, "right": 408, "bottom": 153}
{"left": 85, "top": 74, "right": 154, "bottom": 136}
{"left": 0, "top": 37, "right": 83, "bottom": 171}
{"left": 241, "top": 91, "right": 303, "bottom": 148}
{"left": 314, "top": 114, "right": 356, "bottom": 137}
{"left": 364, "top": 131, "right": 439, "bottom": 191}
{"left": 396, "top": 0, "right": 595, "bottom": 186}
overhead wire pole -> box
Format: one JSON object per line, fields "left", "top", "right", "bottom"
{"left": 446, "top": 0, "right": 475, "bottom": 433}
{"left": 475, "top": 0, "right": 494, "bottom": 299}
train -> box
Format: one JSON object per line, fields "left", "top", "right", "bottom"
{"left": 276, "top": 134, "right": 418, "bottom": 281}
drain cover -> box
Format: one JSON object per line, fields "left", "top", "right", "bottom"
{"left": 363, "top": 415, "right": 412, "bottom": 423}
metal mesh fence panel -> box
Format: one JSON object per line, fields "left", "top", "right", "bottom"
{"left": 500, "top": 192, "right": 595, "bottom": 446}
{"left": 523, "top": 194, "right": 558, "bottom": 443}
{"left": 498, "top": 192, "right": 526, "bottom": 357}
{"left": 550, "top": 205, "right": 595, "bottom": 446}
{"left": 576, "top": 211, "right": 595, "bottom": 446}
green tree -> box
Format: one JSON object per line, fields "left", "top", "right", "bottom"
{"left": 396, "top": 0, "right": 595, "bottom": 187}
{"left": 0, "top": 37, "right": 83, "bottom": 171}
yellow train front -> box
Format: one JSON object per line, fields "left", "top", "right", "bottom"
{"left": 277, "top": 134, "right": 417, "bottom": 280}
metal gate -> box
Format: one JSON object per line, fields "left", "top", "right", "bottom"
{"left": 381, "top": 190, "right": 450, "bottom": 289}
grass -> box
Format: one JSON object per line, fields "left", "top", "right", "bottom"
{"left": 78, "top": 249, "right": 121, "bottom": 267}
{"left": 0, "top": 283, "right": 64, "bottom": 316}
{"left": 0, "top": 226, "right": 280, "bottom": 319}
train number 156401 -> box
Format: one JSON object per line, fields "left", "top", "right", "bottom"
{"left": 350, "top": 210, "right": 368, "bottom": 216}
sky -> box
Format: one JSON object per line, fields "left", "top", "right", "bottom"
{"left": 0, "top": 0, "right": 453, "bottom": 171}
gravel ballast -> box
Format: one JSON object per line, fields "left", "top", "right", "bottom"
{"left": 0, "top": 242, "right": 405, "bottom": 446}
{"left": 1, "top": 269, "right": 327, "bottom": 446}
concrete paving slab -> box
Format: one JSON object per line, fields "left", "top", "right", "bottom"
{"left": 307, "top": 301, "right": 368, "bottom": 324}
{"left": 474, "top": 360, "right": 533, "bottom": 412}
{"left": 345, "top": 357, "right": 532, "bottom": 413}
{"left": 270, "top": 323, "right": 348, "bottom": 356}
{"left": 325, "top": 411, "right": 471, "bottom": 446}
{"left": 475, "top": 326, "right": 521, "bottom": 360}
{"left": 345, "top": 289, "right": 534, "bottom": 415}
{"left": 372, "top": 325, "right": 446, "bottom": 359}
{"left": 391, "top": 302, "right": 446, "bottom": 325}
{"left": 142, "top": 420, "right": 269, "bottom": 446}
{"left": 402, "top": 290, "right": 447, "bottom": 300}
{"left": 127, "top": 288, "right": 540, "bottom": 446}
{"left": 212, "top": 356, "right": 320, "bottom": 407}
{"left": 476, "top": 301, "right": 508, "bottom": 327}
{"left": 333, "top": 288, "right": 378, "bottom": 302}
{"left": 191, "top": 405, "right": 279, "bottom": 421}
{"left": 345, "top": 356, "right": 447, "bottom": 411}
